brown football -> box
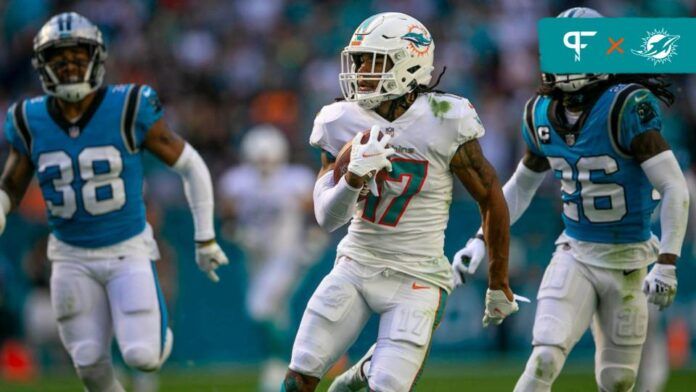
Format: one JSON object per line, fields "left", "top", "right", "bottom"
{"left": 333, "top": 130, "right": 389, "bottom": 200}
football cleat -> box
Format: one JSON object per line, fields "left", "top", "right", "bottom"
{"left": 327, "top": 344, "right": 375, "bottom": 392}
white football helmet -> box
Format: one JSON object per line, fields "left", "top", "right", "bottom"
{"left": 542, "top": 7, "right": 609, "bottom": 92}
{"left": 32, "top": 12, "right": 107, "bottom": 102}
{"left": 241, "top": 124, "right": 289, "bottom": 171}
{"left": 339, "top": 12, "right": 435, "bottom": 109}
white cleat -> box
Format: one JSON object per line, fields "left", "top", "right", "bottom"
{"left": 328, "top": 344, "right": 375, "bottom": 392}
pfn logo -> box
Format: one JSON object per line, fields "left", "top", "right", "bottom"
{"left": 563, "top": 31, "right": 597, "bottom": 61}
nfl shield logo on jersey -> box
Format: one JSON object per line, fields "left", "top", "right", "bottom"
{"left": 565, "top": 133, "right": 576, "bottom": 146}
{"left": 69, "top": 126, "right": 80, "bottom": 138}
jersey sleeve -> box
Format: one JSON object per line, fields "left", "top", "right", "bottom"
{"left": 442, "top": 97, "right": 486, "bottom": 161}
{"left": 308, "top": 103, "right": 346, "bottom": 158}
{"left": 617, "top": 89, "right": 662, "bottom": 152}
{"left": 455, "top": 99, "right": 485, "bottom": 145}
{"left": 3, "top": 103, "right": 29, "bottom": 156}
{"left": 520, "top": 95, "right": 544, "bottom": 156}
{"left": 134, "top": 85, "right": 164, "bottom": 147}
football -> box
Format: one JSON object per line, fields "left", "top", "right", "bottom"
{"left": 332, "top": 130, "right": 389, "bottom": 199}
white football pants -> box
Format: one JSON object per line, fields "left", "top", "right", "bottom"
{"left": 289, "top": 257, "right": 447, "bottom": 392}
{"left": 515, "top": 244, "right": 648, "bottom": 392}
{"left": 51, "top": 255, "right": 170, "bottom": 374}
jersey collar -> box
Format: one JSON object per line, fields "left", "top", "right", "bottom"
{"left": 547, "top": 95, "right": 598, "bottom": 145}
{"left": 46, "top": 87, "right": 107, "bottom": 137}
{"left": 359, "top": 94, "right": 426, "bottom": 127}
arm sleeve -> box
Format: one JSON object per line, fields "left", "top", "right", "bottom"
{"left": 640, "top": 150, "right": 689, "bottom": 256}
{"left": 3, "top": 104, "right": 29, "bottom": 156}
{"left": 172, "top": 143, "right": 215, "bottom": 241}
{"left": 313, "top": 170, "right": 361, "bottom": 232}
{"left": 134, "top": 85, "right": 165, "bottom": 147}
{"left": 618, "top": 89, "right": 662, "bottom": 151}
{"left": 475, "top": 160, "right": 546, "bottom": 237}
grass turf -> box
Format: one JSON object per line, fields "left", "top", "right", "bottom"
{"left": 0, "top": 367, "right": 694, "bottom": 391}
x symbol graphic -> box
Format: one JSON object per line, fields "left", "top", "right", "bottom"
{"left": 607, "top": 37, "right": 624, "bottom": 54}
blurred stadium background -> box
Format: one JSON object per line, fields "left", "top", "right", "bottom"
{"left": 0, "top": 0, "right": 695, "bottom": 391}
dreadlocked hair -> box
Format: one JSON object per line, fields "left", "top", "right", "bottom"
{"left": 608, "top": 74, "right": 675, "bottom": 107}
{"left": 383, "top": 66, "right": 448, "bottom": 120}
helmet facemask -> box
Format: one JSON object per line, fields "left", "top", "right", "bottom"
{"left": 33, "top": 41, "right": 106, "bottom": 102}
{"left": 340, "top": 50, "right": 400, "bottom": 109}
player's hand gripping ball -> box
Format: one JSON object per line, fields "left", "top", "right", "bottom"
{"left": 333, "top": 125, "right": 394, "bottom": 199}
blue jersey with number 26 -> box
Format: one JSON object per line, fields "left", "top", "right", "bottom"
{"left": 521, "top": 83, "right": 661, "bottom": 244}
{"left": 3, "top": 84, "right": 163, "bottom": 248}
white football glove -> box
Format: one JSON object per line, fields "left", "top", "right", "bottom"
{"left": 482, "top": 288, "right": 520, "bottom": 327}
{"left": 195, "top": 241, "right": 230, "bottom": 283}
{"left": 451, "top": 237, "right": 486, "bottom": 287}
{"left": 348, "top": 125, "right": 395, "bottom": 178}
{"left": 643, "top": 263, "right": 677, "bottom": 310}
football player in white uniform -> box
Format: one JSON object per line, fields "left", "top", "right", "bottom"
{"left": 0, "top": 13, "right": 229, "bottom": 391}
{"left": 452, "top": 7, "right": 689, "bottom": 392}
{"left": 218, "top": 125, "right": 327, "bottom": 392}
{"left": 282, "top": 12, "right": 522, "bottom": 392}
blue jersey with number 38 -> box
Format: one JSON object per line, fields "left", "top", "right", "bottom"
{"left": 521, "top": 83, "right": 661, "bottom": 244}
{"left": 3, "top": 84, "right": 163, "bottom": 248}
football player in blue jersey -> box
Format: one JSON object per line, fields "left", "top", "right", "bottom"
{"left": 451, "top": 7, "right": 689, "bottom": 392}
{"left": 0, "top": 13, "right": 229, "bottom": 391}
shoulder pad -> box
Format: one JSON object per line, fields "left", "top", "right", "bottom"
{"left": 425, "top": 93, "right": 472, "bottom": 120}
{"left": 314, "top": 101, "right": 350, "bottom": 126}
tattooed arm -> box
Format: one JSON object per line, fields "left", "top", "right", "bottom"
{"left": 450, "top": 139, "right": 512, "bottom": 298}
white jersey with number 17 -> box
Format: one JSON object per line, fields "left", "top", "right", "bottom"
{"left": 309, "top": 93, "right": 485, "bottom": 292}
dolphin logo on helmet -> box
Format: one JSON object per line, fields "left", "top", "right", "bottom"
{"left": 32, "top": 12, "right": 107, "bottom": 102}
{"left": 401, "top": 31, "right": 432, "bottom": 48}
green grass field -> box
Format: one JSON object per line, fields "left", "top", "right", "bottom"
{"left": 1, "top": 365, "right": 694, "bottom": 391}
